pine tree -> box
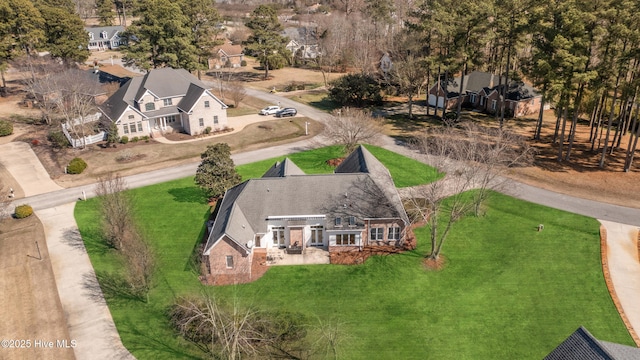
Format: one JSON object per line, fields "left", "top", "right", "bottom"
{"left": 244, "top": 5, "right": 290, "bottom": 79}
{"left": 195, "top": 143, "right": 242, "bottom": 200}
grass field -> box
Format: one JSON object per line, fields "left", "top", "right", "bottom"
{"left": 75, "top": 148, "right": 633, "bottom": 359}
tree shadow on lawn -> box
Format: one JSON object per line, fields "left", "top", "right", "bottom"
{"left": 121, "top": 320, "right": 204, "bottom": 360}
{"left": 185, "top": 209, "right": 213, "bottom": 274}
{"left": 167, "top": 187, "right": 208, "bottom": 204}
{"left": 84, "top": 271, "right": 144, "bottom": 303}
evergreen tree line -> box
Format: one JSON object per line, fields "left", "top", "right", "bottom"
{"left": 405, "top": 0, "right": 640, "bottom": 169}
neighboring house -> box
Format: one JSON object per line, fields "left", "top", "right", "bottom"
{"left": 427, "top": 71, "right": 544, "bottom": 117}
{"left": 379, "top": 52, "right": 393, "bottom": 75}
{"left": 99, "top": 67, "right": 228, "bottom": 137}
{"left": 283, "top": 27, "right": 320, "bottom": 61}
{"left": 208, "top": 41, "right": 244, "bottom": 69}
{"left": 96, "top": 64, "right": 141, "bottom": 86}
{"left": 545, "top": 326, "right": 640, "bottom": 359}
{"left": 202, "top": 146, "right": 410, "bottom": 285}
{"left": 30, "top": 68, "right": 106, "bottom": 105}
{"left": 85, "top": 26, "right": 126, "bottom": 51}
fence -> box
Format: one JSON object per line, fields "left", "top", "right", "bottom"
{"left": 61, "top": 112, "right": 106, "bottom": 148}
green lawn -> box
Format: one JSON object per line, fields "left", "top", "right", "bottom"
{"left": 235, "top": 144, "right": 443, "bottom": 187}
{"left": 75, "top": 150, "right": 633, "bottom": 359}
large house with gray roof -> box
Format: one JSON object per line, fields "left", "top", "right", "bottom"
{"left": 428, "top": 71, "right": 544, "bottom": 117}
{"left": 99, "top": 67, "right": 228, "bottom": 137}
{"left": 85, "top": 26, "right": 125, "bottom": 51}
{"left": 202, "top": 146, "right": 410, "bottom": 285}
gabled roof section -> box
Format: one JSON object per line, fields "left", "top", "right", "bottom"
{"left": 262, "top": 158, "right": 306, "bottom": 178}
{"left": 335, "top": 145, "right": 384, "bottom": 175}
{"left": 177, "top": 83, "right": 207, "bottom": 113}
{"left": 544, "top": 326, "right": 640, "bottom": 360}
{"left": 204, "top": 182, "right": 252, "bottom": 255}
{"left": 134, "top": 68, "right": 209, "bottom": 101}
{"left": 99, "top": 77, "right": 135, "bottom": 121}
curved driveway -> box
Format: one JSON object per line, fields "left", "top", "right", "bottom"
{"left": 3, "top": 86, "right": 640, "bottom": 357}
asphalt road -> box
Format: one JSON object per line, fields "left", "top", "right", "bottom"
{"left": 11, "top": 88, "right": 640, "bottom": 227}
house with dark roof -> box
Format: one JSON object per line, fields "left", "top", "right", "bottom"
{"left": 96, "top": 64, "right": 141, "bottom": 86}
{"left": 283, "top": 27, "right": 320, "bottom": 62}
{"left": 428, "top": 71, "right": 544, "bottom": 117}
{"left": 99, "top": 67, "right": 228, "bottom": 137}
{"left": 545, "top": 326, "right": 640, "bottom": 359}
{"left": 85, "top": 26, "right": 126, "bottom": 51}
{"left": 202, "top": 146, "right": 410, "bottom": 285}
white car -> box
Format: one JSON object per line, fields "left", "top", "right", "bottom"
{"left": 259, "top": 106, "right": 281, "bottom": 115}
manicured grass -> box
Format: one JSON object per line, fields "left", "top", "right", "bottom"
{"left": 235, "top": 144, "right": 443, "bottom": 187}
{"left": 286, "top": 90, "right": 341, "bottom": 112}
{"left": 76, "top": 188, "right": 633, "bottom": 359}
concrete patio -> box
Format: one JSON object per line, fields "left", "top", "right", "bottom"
{"left": 266, "top": 246, "right": 330, "bottom": 265}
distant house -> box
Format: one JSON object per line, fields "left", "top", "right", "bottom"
{"left": 208, "top": 41, "right": 244, "bottom": 69}
{"left": 427, "top": 71, "right": 544, "bottom": 117}
{"left": 545, "top": 326, "right": 640, "bottom": 359}
{"left": 202, "top": 146, "right": 411, "bottom": 285}
{"left": 99, "top": 67, "right": 228, "bottom": 137}
{"left": 282, "top": 27, "right": 320, "bottom": 61}
{"left": 85, "top": 26, "right": 126, "bottom": 51}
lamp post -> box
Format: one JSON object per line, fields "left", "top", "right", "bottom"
{"left": 305, "top": 121, "right": 309, "bottom": 135}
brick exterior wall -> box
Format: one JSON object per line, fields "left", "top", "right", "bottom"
{"left": 204, "top": 236, "right": 253, "bottom": 285}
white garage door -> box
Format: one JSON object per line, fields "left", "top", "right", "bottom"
{"left": 428, "top": 94, "right": 445, "bottom": 109}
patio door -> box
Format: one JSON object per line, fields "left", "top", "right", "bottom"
{"left": 310, "top": 225, "right": 323, "bottom": 246}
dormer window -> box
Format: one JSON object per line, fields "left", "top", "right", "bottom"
{"left": 348, "top": 216, "right": 356, "bottom": 226}
{"left": 335, "top": 217, "right": 342, "bottom": 227}
{"left": 101, "top": 31, "right": 108, "bottom": 39}
{"left": 88, "top": 32, "right": 94, "bottom": 40}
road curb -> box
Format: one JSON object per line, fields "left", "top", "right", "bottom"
{"left": 600, "top": 225, "right": 640, "bottom": 346}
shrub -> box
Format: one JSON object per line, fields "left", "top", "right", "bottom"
{"left": 67, "top": 157, "right": 88, "bottom": 174}
{"left": 131, "top": 136, "right": 139, "bottom": 142}
{"left": 204, "top": 126, "right": 212, "bottom": 134}
{"left": 47, "top": 130, "right": 69, "bottom": 149}
{"left": 329, "top": 73, "right": 383, "bottom": 107}
{"left": 240, "top": 60, "right": 247, "bottom": 67}
{"left": 141, "top": 135, "right": 150, "bottom": 142}
{"left": 0, "top": 119, "right": 13, "bottom": 136}
{"left": 14, "top": 204, "right": 33, "bottom": 219}
{"left": 120, "top": 136, "right": 129, "bottom": 144}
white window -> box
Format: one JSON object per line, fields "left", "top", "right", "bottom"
{"left": 388, "top": 227, "right": 401, "bottom": 241}
{"left": 480, "top": 97, "right": 485, "bottom": 106}
{"left": 370, "top": 227, "right": 384, "bottom": 241}
{"left": 199, "top": 118, "right": 204, "bottom": 127}
{"left": 137, "top": 121, "right": 143, "bottom": 132}
{"left": 145, "top": 102, "right": 155, "bottom": 111}
{"left": 272, "top": 226, "right": 285, "bottom": 247}
{"left": 334, "top": 217, "right": 342, "bottom": 227}
{"left": 225, "top": 255, "right": 234, "bottom": 269}
{"left": 163, "top": 98, "right": 173, "bottom": 106}
{"left": 491, "top": 100, "right": 497, "bottom": 111}
{"left": 204, "top": 100, "right": 210, "bottom": 108}
{"left": 128, "top": 115, "right": 134, "bottom": 120}
{"left": 123, "top": 124, "right": 129, "bottom": 134}
{"left": 101, "top": 31, "right": 108, "bottom": 39}
{"left": 129, "top": 123, "right": 136, "bottom": 133}
{"left": 311, "top": 225, "right": 323, "bottom": 245}
{"left": 214, "top": 115, "right": 219, "bottom": 124}
{"left": 470, "top": 94, "right": 476, "bottom": 103}
{"left": 88, "top": 32, "right": 94, "bottom": 40}
{"left": 348, "top": 216, "right": 356, "bottom": 226}
{"left": 336, "top": 233, "right": 356, "bottom": 245}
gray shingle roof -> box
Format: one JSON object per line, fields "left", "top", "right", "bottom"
{"left": 262, "top": 158, "right": 305, "bottom": 178}
{"left": 203, "top": 146, "right": 409, "bottom": 254}
{"left": 85, "top": 26, "right": 124, "bottom": 40}
{"left": 441, "top": 71, "right": 539, "bottom": 100}
{"left": 545, "top": 327, "right": 640, "bottom": 360}
{"left": 100, "top": 67, "right": 225, "bottom": 123}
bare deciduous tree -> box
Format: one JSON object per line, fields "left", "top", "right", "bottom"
{"left": 227, "top": 81, "right": 246, "bottom": 108}
{"left": 95, "top": 174, "right": 133, "bottom": 250}
{"left": 121, "top": 224, "right": 155, "bottom": 302}
{"left": 323, "top": 107, "right": 384, "bottom": 153}
{"left": 409, "top": 123, "right": 534, "bottom": 263}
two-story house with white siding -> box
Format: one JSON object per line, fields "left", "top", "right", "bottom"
{"left": 99, "top": 67, "right": 228, "bottom": 138}
{"left": 202, "top": 146, "right": 411, "bottom": 286}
